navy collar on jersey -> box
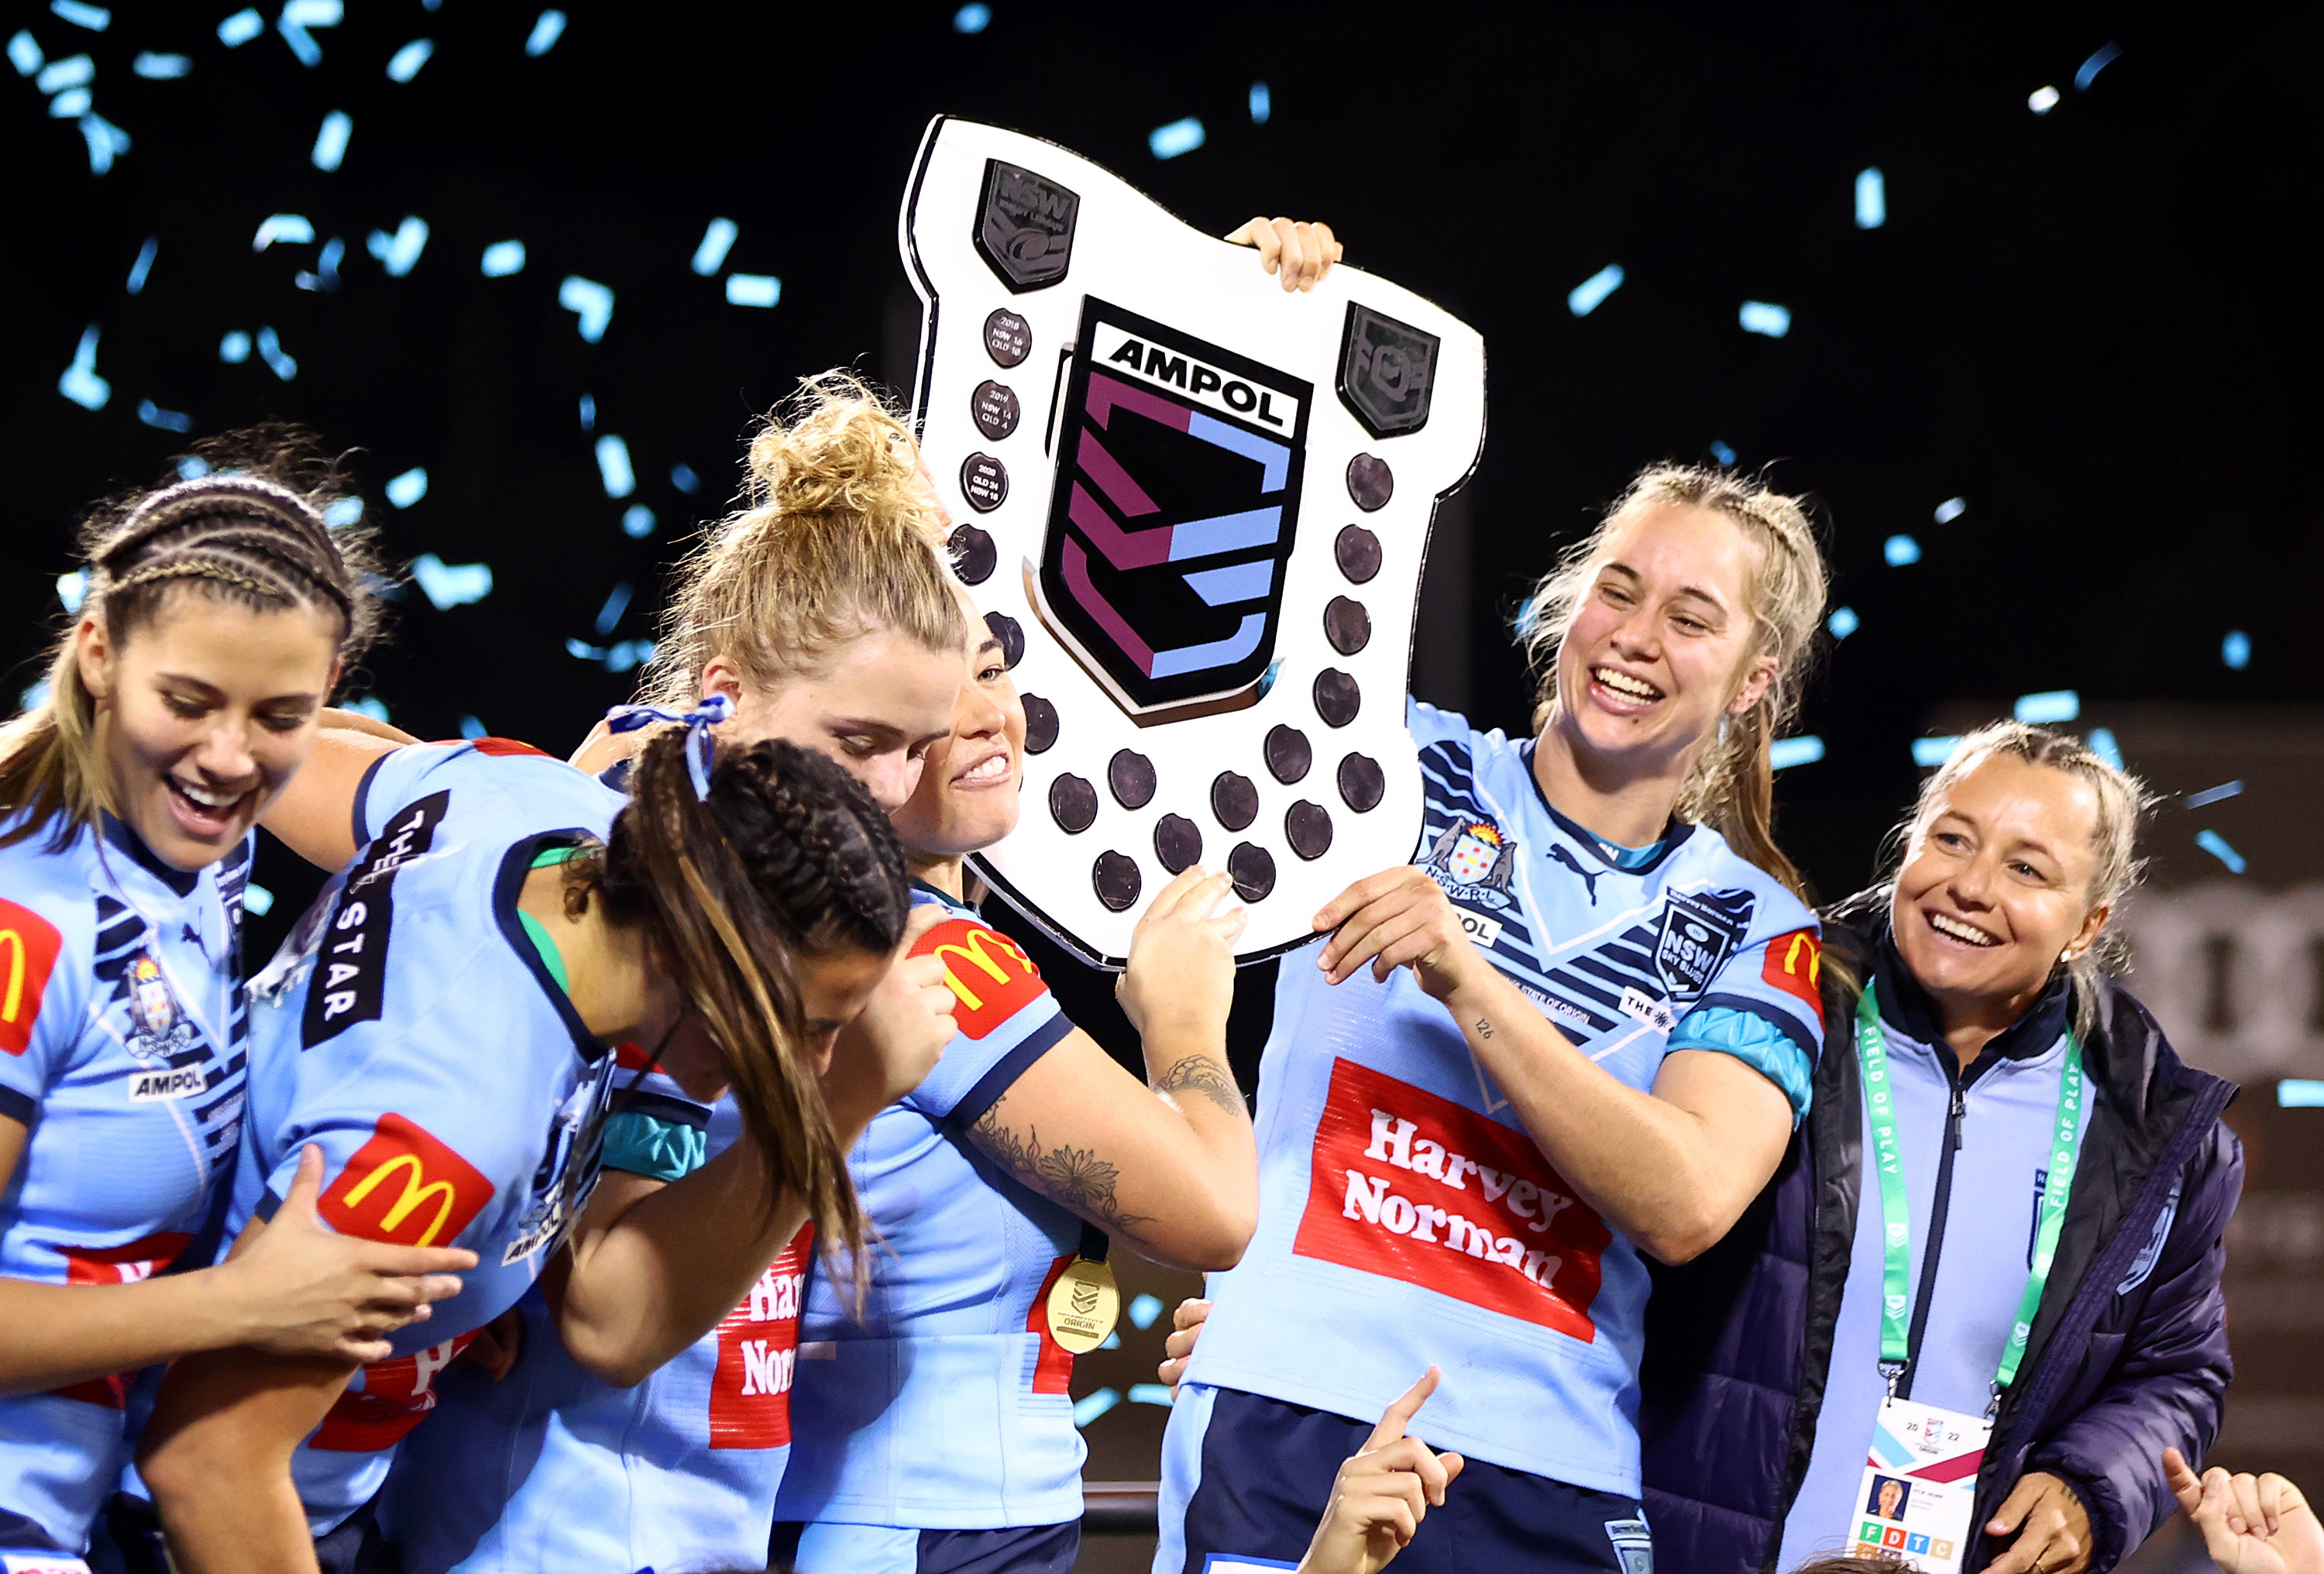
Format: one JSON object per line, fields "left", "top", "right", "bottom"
{"left": 597, "top": 758, "right": 632, "bottom": 795}
{"left": 101, "top": 810, "right": 200, "bottom": 897}
{"left": 1872, "top": 923, "right": 2071, "bottom": 1085}
{"left": 1516, "top": 738, "right": 1696, "bottom": 876}
{"left": 909, "top": 875, "right": 971, "bottom": 912}
{"left": 492, "top": 831, "right": 615, "bottom": 1065}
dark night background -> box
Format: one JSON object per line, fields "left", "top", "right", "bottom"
{"left": 5, "top": 2, "right": 2320, "bottom": 1548}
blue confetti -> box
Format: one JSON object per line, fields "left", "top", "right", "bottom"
{"left": 595, "top": 435, "right": 635, "bottom": 498}
{"left": 311, "top": 108, "right": 351, "bottom": 170}
{"left": 2278, "top": 1079, "right": 2324, "bottom": 1109}
{"left": 9, "top": 32, "right": 43, "bottom": 74}
{"left": 1933, "top": 496, "right": 1966, "bottom": 524}
{"left": 559, "top": 275, "right": 614, "bottom": 342}
{"left": 2028, "top": 85, "right": 2060, "bottom": 115}
{"left": 2085, "top": 727, "right": 2123, "bottom": 770}
{"left": 1855, "top": 167, "right": 1886, "bottom": 229}
{"left": 691, "top": 218, "right": 737, "bottom": 276}
{"left": 277, "top": 0, "right": 341, "bottom": 68}
{"left": 137, "top": 399, "right": 190, "bottom": 431}
{"left": 1769, "top": 735, "right": 1825, "bottom": 770}
{"left": 1826, "top": 606, "right": 1859, "bottom": 641}
{"left": 725, "top": 273, "right": 779, "bottom": 308}
{"left": 217, "top": 9, "right": 262, "bottom": 46}
{"left": 1567, "top": 263, "right": 1624, "bottom": 318}
{"left": 1882, "top": 534, "right": 1921, "bottom": 566}
{"left": 1912, "top": 736, "right": 1960, "bottom": 768}
{"left": 952, "top": 2, "right": 989, "bottom": 32}
{"left": 603, "top": 639, "right": 653, "bottom": 674}
{"left": 1149, "top": 117, "right": 1204, "bottom": 160}
{"left": 411, "top": 554, "right": 493, "bottom": 610}
{"left": 594, "top": 582, "right": 633, "bottom": 636}
{"left": 50, "top": 88, "right": 90, "bottom": 118}
{"left": 57, "top": 325, "right": 108, "bottom": 410}
{"left": 219, "top": 330, "right": 251, "bottom": 363}
{"left": 564, "top": 638, "right": 604, "bottom": 662}
{"left": 253, "top": 213, "right": 313, "bottom": 250}
{"left": 524, "top": 10, "right": 565, "bottom": 56}
{"left": 242, "top": 882, "right": 275, "bottom": 916}
{"left": 2194, "top": 829, "right": 2245, "bottom": 875}
{"left": 1098, "top": 1331, "right": 1120, "bottom": 1350}
{"left": 385, "top": 467, "right": 428, "bottom": 508}
{"left": 620, "top": 504, "right": 655, "bottom": 538}
{"left": 322, "top": 496, "right": 363, "bottom": 527}
{"left": 1128, "top": 1293, "right": 1164, "bottom": 1330}
{"left": 1708, "top": 439, "right": 1736, "bottom": 466}
{"left": 1072, "top": 1389, "right": 1120, "bottom": 1427}
{"left": 177, "top": 455, "right": 210, "bottom": 479}
{"left": 1249, "top": 81, "right": 1270, "bottom": 124}
{"left": 577, "top": 394, "right": 596, "bottom": 431}
{"left": 367, "top": 216, "right": 428, "bottom": 277}
{"left": 132, "top": 50, "right": 187, "bottom": 77}
{"left": 669, "top": 462, "right": 700, "bottom": 494}
{"left": 50, "top": 2, "right": 108, "bottom": 31}
{"left": 2074, "top": 42, "right": 2120, "bottom": 92}
{"left": 36, "top": 53, "right": 91, "bottom": 91}
{"left": 125, "top": 236, "right": 157, "bottom": 292}
{"left": 458, "top": 713, "right": 487, "bottom": 741}
{"left": 480, "top": 239, "right": 525, "bottom": 277}
{"left": 386, "top": 37, "right": 432, "bottom": 81}
{"left": 2182, "top": 780, "right": 2242, "bottom": 809}
{"left": 1739, "top": 301, "right": 1791, "bottom": 338}
{"left": 254, "top": 325, "right": 297, "bottom": 381}
{"left": 343, "top": 696, "right": 389, "bottom": 723}
{"left": 2013, "top": 689, "right": 2079, "bottom": 725}
{"left": 1128, "top": 1383, "right": 1174, "bottom": 1407}
{"left": 56, "top": 570, "right": 88, "bottom": 613}
{"left": 19, "top": 679, "right": 52, "bottom": 713}
{"left": 294, "top": 235, "right": 343, "bottom": 292}
{"left": 2221, "top": 631, "right": 2250, "bottom": 670}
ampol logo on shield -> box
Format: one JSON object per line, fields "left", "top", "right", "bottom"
{"left": 1035, "top": 298, "right": 1312, "bottom": 717}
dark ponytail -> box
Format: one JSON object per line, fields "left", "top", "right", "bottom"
{"left": 586, "top": 732, "right": 909, "bottom": 1263}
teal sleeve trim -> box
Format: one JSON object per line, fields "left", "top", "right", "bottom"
{"left": 600, "top": 1108, "right": 709, "bottom": 1182}
{"left": 1667, "top": 1005, "right": 1813, "bottom": 1126}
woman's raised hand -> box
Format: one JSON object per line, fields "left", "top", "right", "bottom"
{"left": 1297, "top": 1366, "right": 1466, "bottom": 1574}
{"left": 826, "top": 905, "right": 957, "bottom": 1122}
{"left": 222, "top": 1144, "right": 476, "bottom": 1365}
{"left": 1226, "top": 218, "right": 1344, "bottom": 292}
{"left": 2167, "top": 1449, "right": 2323, "bottom": 1574}
{"left": 1313, "top": 867, "right": 1486, "bottom": 1001}
{"left": 1117, "top": 869, "right": 1246, "bottom": 1042}
{"left": 1159, "top": 1294, "right": 1211, "bottom": 1393}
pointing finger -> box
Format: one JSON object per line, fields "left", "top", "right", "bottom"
{"left": 1362, "top": 1366, "right": 1440, "bottom": 1450}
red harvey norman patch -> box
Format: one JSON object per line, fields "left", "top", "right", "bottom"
{"left": 1023, "top": 1254, "right": 1078, "bottom": 1395}
{"left": 913, "top": 918, "right": 1042, "bottom": 1041}
{"left": 1294, "top": 1058, "right": 1611, "bottom": 1342}
{"left": 709, "top": 1224, "right": 813, "bottom": 1450}
{"left": 318, "top": 1112, "right": 493, "bottom": 1249}
{"left": 50, "top": 1231, "right": 198, "bottom": 1408}
{"left": 0, "top": 896, "right": 64, "bottom": 1057}
{"left": 311, "top": 1331, "right": 478, "bottom": 1452}
{"left": 1760, "top": 929, "right": 1826, "bottom": 1029}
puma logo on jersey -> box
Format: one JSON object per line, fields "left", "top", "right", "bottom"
{"left": 1548, "top": 844, "right": 1604, "bottom": 904}
{"left": 128, "top": 1065, "right": 206, "bottom": 1101}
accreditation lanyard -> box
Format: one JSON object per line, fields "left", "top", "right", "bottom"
{"left": 1855, "top": 978, "right": 2085, "bottom": 1408}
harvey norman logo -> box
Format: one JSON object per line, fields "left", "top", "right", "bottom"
{"left": 1091, "top": 318, "right": 1302, "bottom": 432}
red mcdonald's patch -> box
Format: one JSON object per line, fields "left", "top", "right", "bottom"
{"left": 0, "top": 897, "right": 64, "bottom": 1057}
{"left": 912, "top": 918, "right": 1042, "bottom": 1041}
{"left": 456, "top": 737, "right": 553, "bottom": 758}
{"left": 319, "top": 1112, "right": 493, "bottom": 1249}
{"left": 1760, "top": 930, "right": 1827, "bottom": 1029}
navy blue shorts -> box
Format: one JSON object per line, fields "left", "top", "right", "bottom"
{"left": 1161, "top": 1385, "right": 1653, "bottom": 1574}
{"left": 768, "top": 1518, "right": 1079, "bottom": 1573}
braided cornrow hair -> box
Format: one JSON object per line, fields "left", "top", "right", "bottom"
{"left": 581, "top": 732, "right": 909, "bottom": 1273}
{"left": 0, "top": 427, "right": 384, "bottom": 851}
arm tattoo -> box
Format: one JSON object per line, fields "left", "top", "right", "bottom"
{"left": 970, "top": 1098, "right": 1154, "bottom": 1233}
{"left": 1477, "top": 1018, "right": 1494, "bottom": 1039}
{"left": 1152, "top": 1054, "right": 1247, "bottom": 1118}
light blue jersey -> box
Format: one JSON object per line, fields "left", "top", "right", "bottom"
{"left": 772, "top": 883, "right": 1086, "bottom": 1538}
{"left": 232, "top": 741, "right": 627, "bottom": 1534}
{"left": 1174, "top": 702, "right": 1827, "bottom": 1497}
{"left": 0, "top": 813, "right": 250, "bottom": 1553}
{"left": 384, "top": 1067, "right": 809, "bottom": 1574}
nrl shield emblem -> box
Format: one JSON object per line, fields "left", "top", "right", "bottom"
{"left": 1652, "top": 888, "right": 1753, "bottom": 1000}
{"left": 902, "top": 118, "right": 1484, "bottom": 965}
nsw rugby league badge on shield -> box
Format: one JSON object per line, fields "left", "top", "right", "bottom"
{"left": 902, "top": 117, "right": 1486, "bottom": 966}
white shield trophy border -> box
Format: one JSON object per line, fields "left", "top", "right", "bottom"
{"left": 901, "top": 115, "right": 1486, "bottom": 968}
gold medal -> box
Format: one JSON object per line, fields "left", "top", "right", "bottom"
{"left": 1043, "top": 1255, "right": 1119, "bottom": 1354}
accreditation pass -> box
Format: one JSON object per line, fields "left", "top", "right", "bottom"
{"left": 1850, "top": 1394, "right": 1991, "bottom": 1574}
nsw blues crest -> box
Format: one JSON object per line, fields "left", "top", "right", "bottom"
{"left": 1653, "top": 888, "right": 1753, "bottom": 1000}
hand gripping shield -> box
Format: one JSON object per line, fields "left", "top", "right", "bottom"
{"left": 902, "top": 117, "right": 1484, "bottom": 966}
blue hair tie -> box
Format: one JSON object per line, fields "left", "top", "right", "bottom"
{"left": 603, "top": 692, "right": 734, "bottom": 800}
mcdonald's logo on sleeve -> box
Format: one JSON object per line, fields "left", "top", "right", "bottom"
{"left": 0, "top": 897, "right": 64, "bottom": 1057}
{"left": 909, "top": 918, "right": 1045, "bottom": 1040}
{"left": 1760, "top": 929, "right": 1827, "bottom": 1027}
{"left": 319, "top": 1112, "right": 493, "bottom": 1248}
